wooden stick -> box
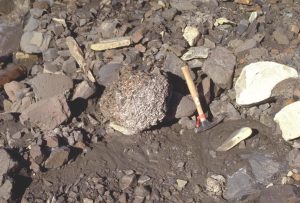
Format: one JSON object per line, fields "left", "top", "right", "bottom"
{"left": 181, "top": 65, "right": 206, "bottom": 121}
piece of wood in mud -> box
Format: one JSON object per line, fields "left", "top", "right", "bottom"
{"left": 216, "top": 127, "right": 252, "bottom": 152}
{"left": 90, "top": 36, "right": 131, "bottom": 51}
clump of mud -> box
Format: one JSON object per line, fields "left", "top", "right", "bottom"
{"left": 99, "top": 67, "right": 172, "bottom": 134}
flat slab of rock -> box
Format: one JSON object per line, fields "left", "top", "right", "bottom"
{"left": 274, "top": 101, "right": 300, "bottom": 141}
{"left": 203, "top": 47, "right": 236, "bottom": 89}
{"left": 223, "top": 168, "right": 257, "bottom": 201}
{"left": 181, "top": 47, "right": 209, "bottom": 61}
{"left": 20, "top": 31, "right": 51, "bottom": 54}
{"left": 29, "top": 73, "right": 73, "bottom": 100}
{"left": 0, "top": 23, "right": 23, "bottom": 58}
{"left": 163, "top": 52, "right": 186, "bottom": 78}
{"left": 20, "top": 95, "right": 71, "bottom": 130}
{"left": 242, "top": 153, "right": 282, "bottom": 184}
{"left": 99, "top": 68, "right": 171, "bottom": 134}
{"left": 235, "top": 61, "right": 298, "bottom": 106}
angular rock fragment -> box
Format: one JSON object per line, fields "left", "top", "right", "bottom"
{"left": 224, "top": 168, "right": 257, "bottom": 201}
{"left": 181, "top": 47, "right": 209, "bottom": 61}
{"left": 95, "top": 63, "right": 122, "bottom": 86}
{"left": 242, "top": 153, "right": 282, "bottom": 184}
{"left": 163, "top": 52, "right": 186, "bottom": 79}
{"left": 20, "top": 95, "right": 71, "bottom": 130}
{"left": 20, "top": 31, "right": 51, "bottom": 54}
{"left": 119, "top": 174, "right": 137, "bottom": 190}
{"left": 4, "top": 81, "right": 26, "bottom": 102}
{"left": 206, "top": 175, "right": 226, "bottom": 197}
{"left": 0, "top": 23, "right": 23, "bottom": 58}
{"left": 176, "top": 179, "right": 188, "bottom": 190}
{"left": 99, "top": 68, "right": 171, "bottom": 134}
{"left": 44, "top": 146, "right": 70, "bottom": 169}
{"left": 72, "top": 80, "right": 95, "bottom": 100}
{"left": 274, "top": 101, "right": 300, "bottom": 141}
{"left": 235, "top": 62, "right": 298, "bottom": 105}
{"left": 169, "top": 92, "right": 196, "bottom": 119}
{"left": 183, "top": 26, "right": 200, "bottom": 46}
{"left": 234, "top": 39, "right": 257, "bottom": 54}
{"left": 203, "top": 47, "right": 236, "bottom": 89}
{"left": 29, "top": 73, "right": 73, "bottom": 100}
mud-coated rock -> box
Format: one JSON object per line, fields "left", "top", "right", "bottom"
{"left": 20, "top": 94, "right": 71, "bottom": 130}
{"left": 202, "top": 47, "right": 236, "bottom": 89}
{"left": 99, "top": 68, "right": 171, "bottom": 134}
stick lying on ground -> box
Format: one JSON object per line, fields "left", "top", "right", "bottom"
{"left": 181, "top": 65, "right": 224, "bottom": 133}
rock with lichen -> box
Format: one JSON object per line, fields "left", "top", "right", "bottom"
{"left": 99, "top": 67, "right": 172, "bottom": 134}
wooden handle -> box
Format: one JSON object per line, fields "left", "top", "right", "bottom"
{"left": 181, "top": 66, "right": 205, "bottom": 118}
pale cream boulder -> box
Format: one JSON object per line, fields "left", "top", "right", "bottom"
{"left": 274, "top": 101, "right": 300, "bottom": 141}
{"left": 235, "top": 61, "right": 298, "bottom": 105}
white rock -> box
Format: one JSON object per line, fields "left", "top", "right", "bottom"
{"left": 183, "top": 26, "right": 200, "bottom": 46}
{"left": 235, "top": 61, "right": 298, "bottom": 105}
{"left": 176, "top": 179, "right": 188, "bottom": 190}
{"left": 274, "top": 101, "right": 300, "bottom": 141}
